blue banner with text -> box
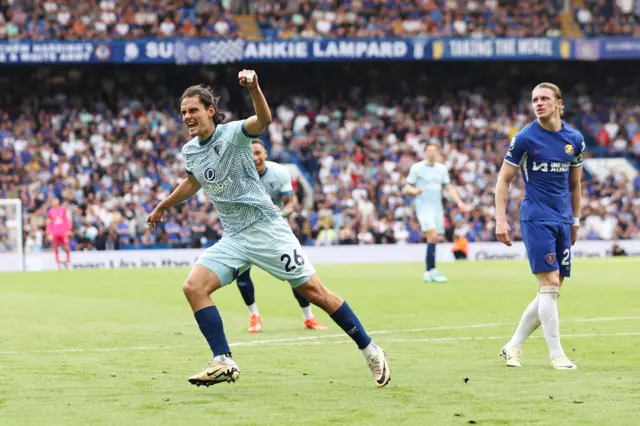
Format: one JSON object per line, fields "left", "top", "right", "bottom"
{"left": 0, "top": 37, "right": 637, "bottom": 64}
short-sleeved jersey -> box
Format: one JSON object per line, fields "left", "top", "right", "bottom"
{"left": 259, "top": 161, "right": 294, "bottom": 209}
{"left": 46, "top": 206, "right": 71, "bottom": 236}
{"left": 182, "top": 120, "right": 280, "bottom": 236}
{"left": 504, "top": 120, "right": 585, "bottom": 223}
{"left": 406, "top": 161, "right": 451, "bottom": 213}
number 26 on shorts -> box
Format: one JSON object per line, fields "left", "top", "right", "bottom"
{"left": 281, "top": 249, "right": 305, "bottom": 272}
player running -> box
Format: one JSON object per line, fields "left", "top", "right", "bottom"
{"left": 46, "top": 198, "right": 72, "bottom": 270}
{"left": 495, "top": 82, "right": 584, "bottom": 370}
{"left": 236, "top": 139, "right": 327, "bottom": 333}
{"left": 147, "top": 71, "right": 390, "bottom": 388}
{"left": 404, "top": 143, "right": 470, "bottom": 282}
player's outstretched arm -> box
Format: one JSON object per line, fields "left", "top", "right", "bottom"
{"left": 495, "top": 161, "right": 519, "bottom": 246}
{"left": 569, "top": 165, "right": 582, "bottom": 245}
{"left": 238, "top": 70, "right": 272, "bottom": 136}
{"left": 147, "top": 174, "right": 201, "bottom": 228}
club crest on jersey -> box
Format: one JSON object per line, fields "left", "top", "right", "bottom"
{"left": 565, "top": 144, "right": 574, "bottom": 155}
{"left": 509, "top": 137, "right": 516, "bottom": 150}
{"left": 213, "top": 144, "right": 221, "bottom": 156}
{"left": 204, "top": 168, "right": 216, "bottom": 182}
{"left": 545, "top": 253, "right": 556, "bottom": 265}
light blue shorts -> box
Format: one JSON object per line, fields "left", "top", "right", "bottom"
{"left": 196, "top": 218, "right": 316, "bottom": 288}
{"left": 417, "top": 210, "right": 445, "bottom": 234}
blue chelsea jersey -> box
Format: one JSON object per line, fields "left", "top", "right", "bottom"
{"left": 504, "top": 120, "right": 585, "bottom": 223}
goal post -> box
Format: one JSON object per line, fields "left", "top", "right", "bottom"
{"left": 0, "top": 198, "right": 25, "bottom": 272}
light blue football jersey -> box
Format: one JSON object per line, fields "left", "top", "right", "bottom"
{"left": 258, "top": 161, "right": 294, "bottom": 209}
{"left": 405, "top": 161, "right": 451, "bottom": 213}
{"left": 182, "top": 120, "right": 280, "bottom": 236}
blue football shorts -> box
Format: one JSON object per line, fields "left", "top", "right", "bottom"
{"left": 520, "top": 220, "right": 572, "bottom": 277}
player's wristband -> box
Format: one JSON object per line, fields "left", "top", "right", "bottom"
{"left": 573, "top": 217, "right": 580, "bottom": 227}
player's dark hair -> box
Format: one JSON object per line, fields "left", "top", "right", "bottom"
{"left": 534, "top": 82, "right": 564, "bottom": 117}
{"left": 179, "top": 84, "right": 226, "bottom": 125}
{"left": 251, "top": 139, "right": 265, "bottom": 148}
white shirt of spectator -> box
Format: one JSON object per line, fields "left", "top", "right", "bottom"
{"left": 160, "top": 19, "right": 176, "bottom": 36}
{"left": 276, "top": 105, "right": 294, "bottom": 127}
{"left": 453, "top": 19, "right": 467, "bottom": 35}
{"left": 93, "top": 21, "right": 107, "bottom": 33}
{"left": 358, "top": 229, "right": 374, "bottom": 245}
{"left": 58, "top": 10, "right": 71, "bottom": 26}
{"left": 613, "top": 136, "right": 628, "bottom": 152}
{"left": 576, "top": 7, "right": 592, "bottom": 24}
{"left": 101, "top": 11, "right": 117, "bottom": 25}
{"left": 293, "top": 114, "right": 310, "bottom": 133}
{"left": 99, "top": 0, "right": 116, "bottom": 10}
{"left": 42, "top": 1, "right": 57, "bottom": 14}
{"left": 316, "top": 19, "right": 331, "bottom": 34}
{"left": 604, "top": 119, "right": 620, "bottom": 140}
{"left": 584, "top": 214, "right": 618, "bottom": 240}
{"left": 403, "top": 19, "right": 422, "bottom": 33}
{"left": 617, "top": 0, "right": 633, "bottom": 14}
{"left": 392, "top": 221, "right": 409, "bottom": 243}
{"left": 215, "top": 20, "right": 230, "bottom": 35}
{"left": 116, "top": 22, "right": 130, "bottom": 37}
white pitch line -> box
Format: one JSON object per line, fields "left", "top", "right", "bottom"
{"left": 1, "top": 316, "right": 638, "bottom": 355}
{"left": 226, "top": 331, "right": 640, "bottom": 347}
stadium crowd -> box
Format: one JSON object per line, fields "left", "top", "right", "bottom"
{"left": 0, "top": 0, "right": 239, "bottom": 40}
{"left": 2, "top": 0, "right": 640, "bottom": 41}
{"left": 256, "top": 0, "right": 564, "bottom": 39}
{"left": 0, "top": 62, "right": 638, "bottom": 253}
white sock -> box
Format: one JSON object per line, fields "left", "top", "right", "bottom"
{"left": 538, "top": 287, "right": 564, "bottom": 359}
{"left": 507, "top": 294, "right": 541, "bottom": 348}
{"left": 247, "top": 303, "right": 259, "bottom": 316}
{"left": 301, "top": 305, "right": 314, "bottom": 321}
{"left": 361, "top": 342, "right": 378, "bottom": 358}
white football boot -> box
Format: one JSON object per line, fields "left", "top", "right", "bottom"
{"left": 551, "top": 355, "right": 577, "bottom": 370}
{"left": 365, "top": 344, "right": 391, "bottom": 388}
{"left": 188, "top": 355, "right": 240, "bottom": 387}
{"left": 500, "top": 346, "right": 523, "bottom": 367}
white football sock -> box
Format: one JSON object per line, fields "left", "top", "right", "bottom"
{"left": 247, "top": 303, "right": 259, "bottom": 316}
{"left": 361, "top": 342, "right": 378, "bottom": 358}
{"left": 538, "top": 286, "right": 564, "bottom": 359}
{"left": 507, "top": 294, "right": 541, "bottom": 348}
{"left": 301, "top": 306, "right": 314, "bottom": 321}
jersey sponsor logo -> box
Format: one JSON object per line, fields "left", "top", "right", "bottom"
{"left": 545, "top": 253, "right": 556, "bottom": 265}
{"left": 565, "top": 144, "right": 574, "bottom": 155}
{"left": 532, "top": 161, "right": 570, "bottom": 172}
{"left": 209, "top": 176, "right": 234, "bottom": 193}
{"left": 203, "top": 168, "right": 217, "bottom": 182}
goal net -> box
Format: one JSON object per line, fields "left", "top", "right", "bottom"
{"left": 0, "top": 199, "right": 24, "bottom": 272}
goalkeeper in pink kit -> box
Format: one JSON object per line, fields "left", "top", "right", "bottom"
{"left": 46, "top": 198, "right": 72, "bottom": 270}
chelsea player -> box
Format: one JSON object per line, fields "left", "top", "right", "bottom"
{"left": 236, "top": 139, "right": 328, "bottom": 333}
{"left": 495, "top": 82, "right": 585, "bottom": 370}
{"left": 147, "top": 71, "right": 390, "bottom": 388}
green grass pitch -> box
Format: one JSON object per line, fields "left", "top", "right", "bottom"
{"left": 1, "top": 258, "right": 639, "bottom": 425}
